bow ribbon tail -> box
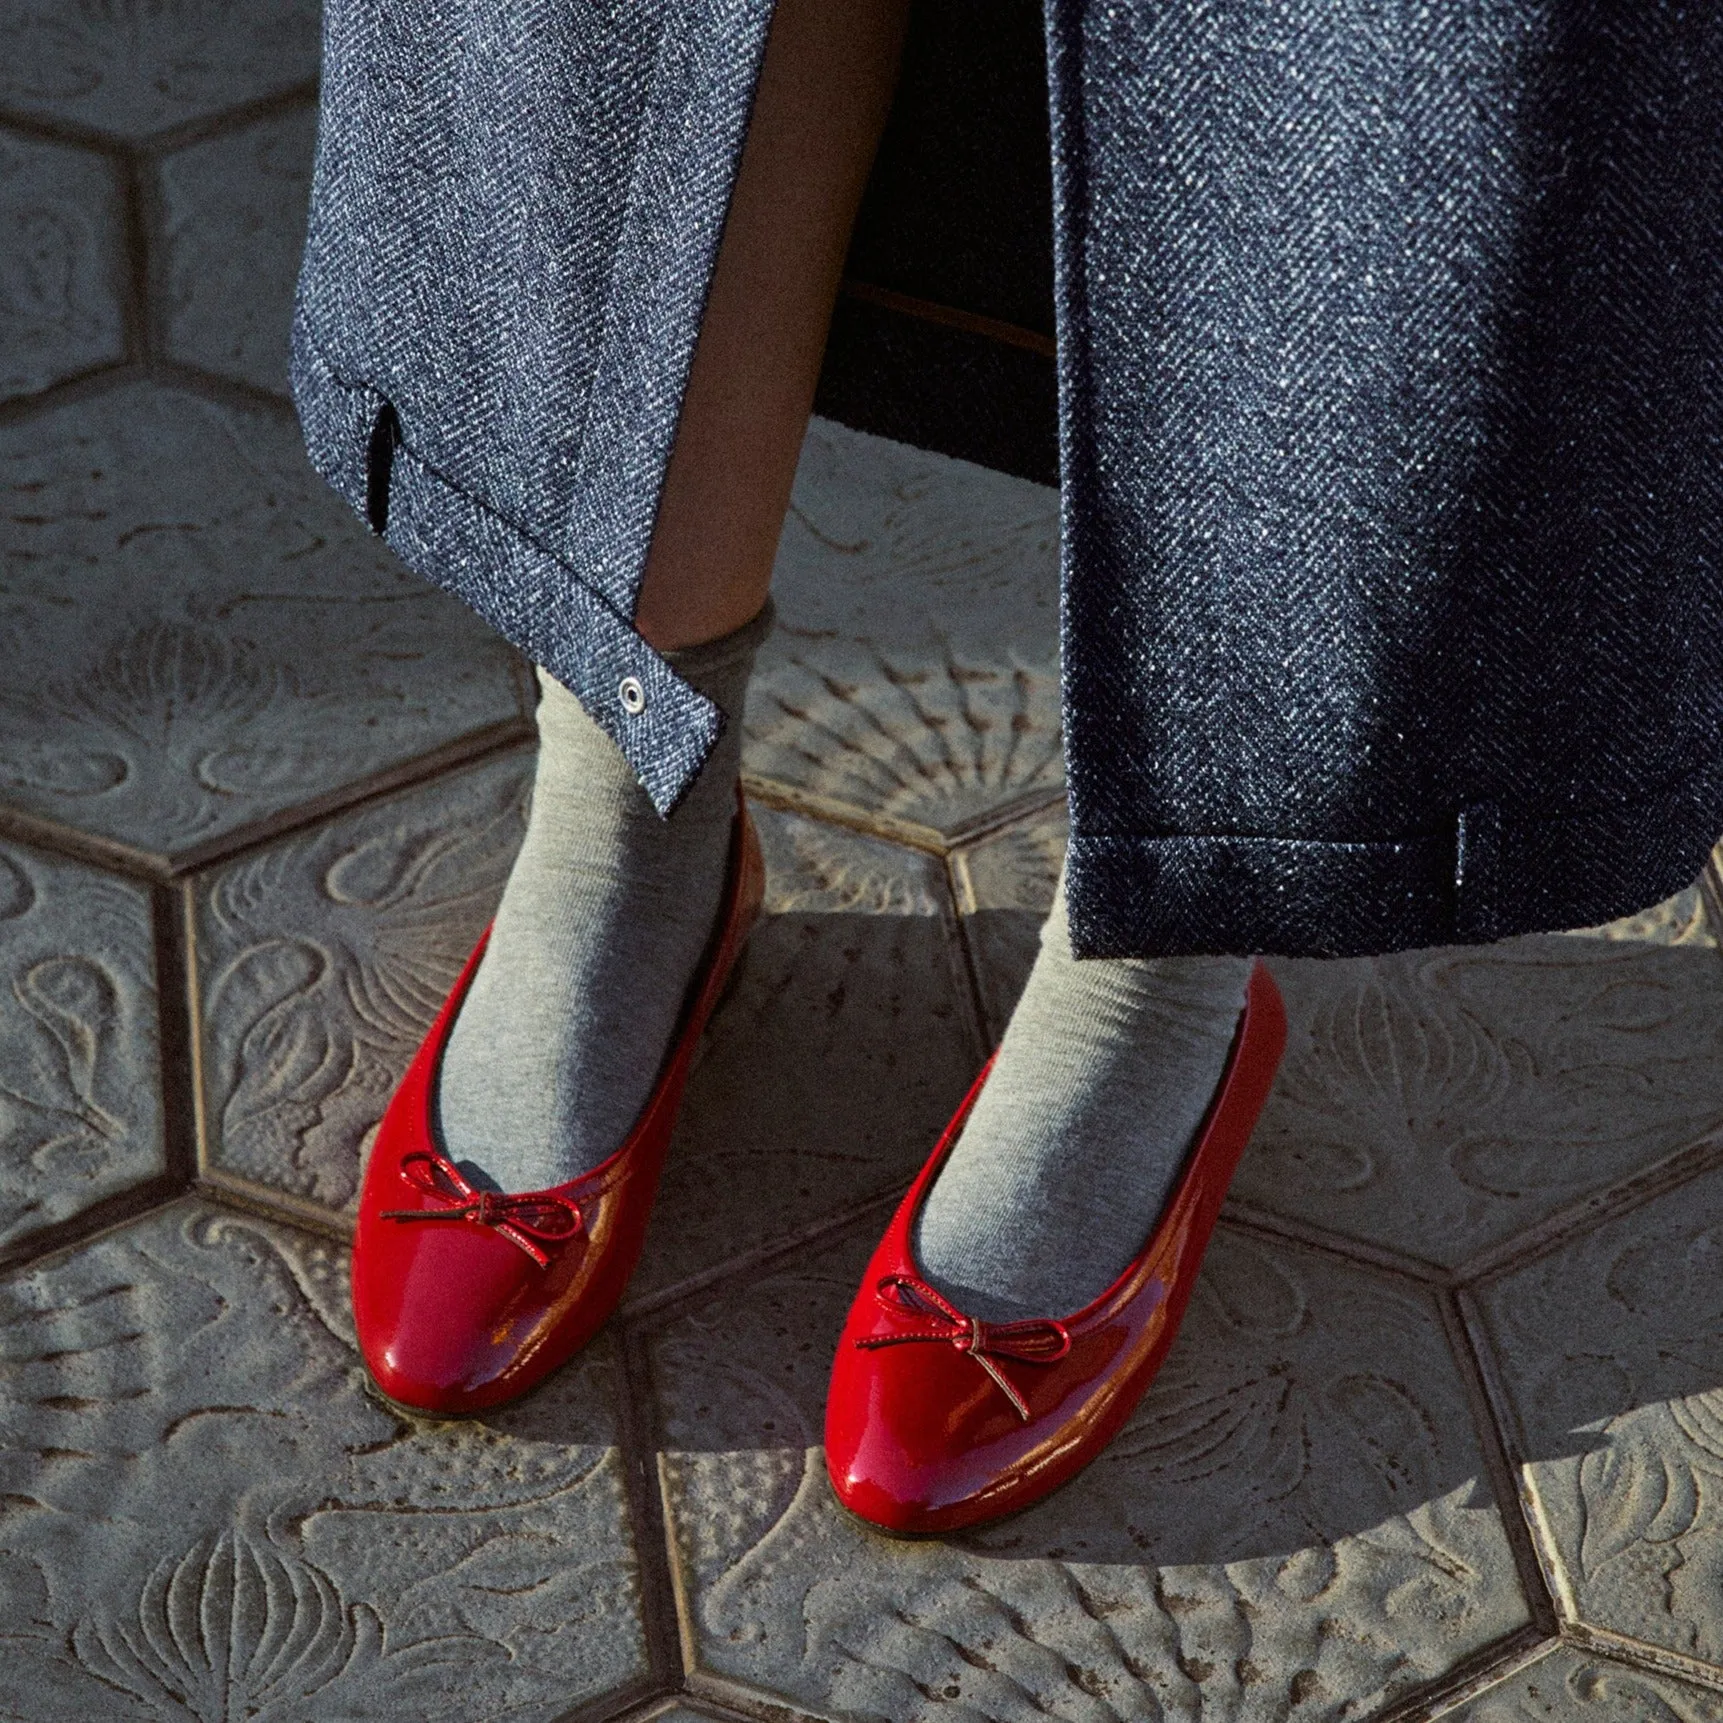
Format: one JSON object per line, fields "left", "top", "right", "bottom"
{"left": 967, "top": 1349, "right": 1032, "bottom": 1419}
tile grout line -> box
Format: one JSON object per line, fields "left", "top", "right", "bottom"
{"left": 620, "top": 1187, "right": 902, "bottom": 1327}
{"left": 1450, "top": 1281, "right": 1579, "bottom": 1635}
{"left": 685, "top": 1667, "right": 848, "bottom": 1723}
{"left": 944, "top": 848, "right": 1001, "bottom": 1055}
{"left": 0, "top": 1189, "right": 198, "bottom": 1281}
{"left": 180, "top": 875, "right": 215, "bottom": 1190}
{"left": 1556, "top": 1621, "right": 1723, "bottom": 1696}
{"left": 1434, "top": 1282, "right": 1562, "bottom": 1640}
{"left": 0, "top": 104, "right": 136, "bottom": 155}
{"left": 133, "top": 79, "right": 323, "bottom": 158}
{"left": 118, "top": 143, "right": 153, "bottom": 366}
{"left": 739, "top": 772, "right": 1067, "bottom": 860}
{"left": 195, "top": 1168, "right": 355, "bottom": 1244}
{"left": 738, "top": 775, "right": 949, "bottom": 856}
{"left": 0, "top": 354, "right": 148, "bottom": 426}
{"left": 153, "top": 879, "right": 201, "bottom": 1196}
{"left": 151, "top": 355, "right": 304, "bottom": 420}
{"left": 612, "top": 1327, "right": 693, "bottom": 1694}
{"left": 1452, "top": 1129, "right": 1723, "bottom": 1289}
{"left": 933, "top": 845, "right": 993, "bottom": 1071}
{"left": 533, "top": 1342, "right": 680, "bottom": 1723}
{"left": 548, "top": 1669, "right": 668, "bottom": 1723}
{"left": 654, "top": 1452, "right": 707, "bottom": 1697}
{"left": 166, "top": 724, "right": 538, "bottom": 876}
{"left": 1218, "top": 1197, "right": 1451, "bottom": 1286}
{"left": 0, "top": 88, "right": 319, "bottom": 157}
{"left": 1380, "top": 1627, "right": 1556, "bottom": 1723}
{"left": 0, "top": 884, "right": 198, "bottom": 1278}
{"left": 615, "top": 1692, "right": 799, "bottom": 1723}
{"left": 0, "top": 722, "right": 537, "bottom": 886}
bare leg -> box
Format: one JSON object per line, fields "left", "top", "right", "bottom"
{"left": 634, "top": 0, "right": 909, "bottom": 652}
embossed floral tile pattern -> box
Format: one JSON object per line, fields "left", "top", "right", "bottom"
{"left": 0, "top": 380, "right": 527, "bottom": 863}
{"left": 1438, "top": 1646, "right": 1723, "bottom": 1721}
{"left": 745, "top": 418, "right": 1063, "bottom": 841}
{"left": 0, "top": 1201, "right": 650, "bottom": 1721}
{"left": 8, "top": 33, "right": 1723, "bottom": 1709}
{"left": 0, "top": 842, "right": 163, "bottom": 1250}
{"left": 1470, "top": 1162, "right": 1723, "bottom": 1676}
{"left": 190, "top": 751, "right": 532, "bottom": 1215}
{"left": 651, "top": 1217, "right": 1529, "bottom": 1721}
{"left": 1568, "top": 880, "right": 1717, "bottom": 949}
{"left": 0, "top": 0, "right": 320, "bottom": 139}
{"left": 1236, "top": 922, "right": 1723, "bottom": 1272}
{"left": 0, "top": 130, "right": 125, "bottom": 400}
{"left": 157, "top": 102, "right": 315, "bottom": 396}
{"left": 630, "top": 804, "right": 981, "bottom": 1306}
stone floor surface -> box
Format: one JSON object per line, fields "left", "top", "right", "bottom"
{"left": 4, "top": 9, "right": 1723, "bottom": 1722}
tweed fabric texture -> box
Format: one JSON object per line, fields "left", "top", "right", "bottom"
{"left": 292, "top": 0, "right": 774, "bottom": 813}
{"left": 294, "top": 0, "right": 1723, "bottom": 953}
{"left": 1047, "top": 0, "right": 1723, "bottom": 955}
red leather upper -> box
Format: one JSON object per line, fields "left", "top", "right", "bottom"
{"left": 351, "top": 801, "right": 765, "bottom": 1414}
{"left": 825, "top": 960, "right": 1288, "bottom": 1534}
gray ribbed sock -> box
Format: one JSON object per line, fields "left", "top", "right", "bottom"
{"left": 915, "top": 872, "right": 1250, "bottom": 1322}
{"left": 437, "top": 604, "right": 772, "bottom": 1192}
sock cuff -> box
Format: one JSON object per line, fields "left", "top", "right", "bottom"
{"left": 533, "top": 598, "right": 775, "bottom": 728}
{"left": 663, "top": 597, "right": 776, "bottom": 691}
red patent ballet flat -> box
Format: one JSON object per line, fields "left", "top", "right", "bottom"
{"left": 351, "top": 796, "right": 765, "bottom": 1415}
{"left": 824, "top": 959, "right": 1287, "bottom": 1534}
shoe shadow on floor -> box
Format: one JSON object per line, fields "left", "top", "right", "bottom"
{"left": 627, "top": 918, "right": 1723, "bottom": 1708}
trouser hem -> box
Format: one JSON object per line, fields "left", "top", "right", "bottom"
{"left": 1065, "top": 761, "right": 1723, "bottom": 958}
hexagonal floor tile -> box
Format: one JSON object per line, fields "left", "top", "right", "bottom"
{"left": 0, "top": 129, "right": 125, "bottom": 401}
{"left": 0, "top": 378, "right": 527, "bottom": 870}
{"left": 0, "top": 0, "right": 319, "bottom": 141}
{"left": 629, "top": 802, "right": 981, "bottom": 1307}
{"left": 745, "top": 417, "right": 1061, "bottom": 846}
{"left": 1436, "top": 1645, "right": 1723, "bottom": 1721}
{"left": 0, "top": 840, "right": 163, "bottom": 1255}
{"left": 0, "top": 1199, "right": 650, "bottom": 1721}
{"left": 190, "top": 749, "right": 531, "bottom": 1219}
{"left": 1468, "top": 1161, "right": 1723, "bottom": 1681}
{"left": 1236, "top": 889, "right": 1723, "bottom": 1275}
{"left": 651, "top": 1218, "right": 1528, "bottom": 1720}
{"left": 949, "top": 796, "right": 1066, "bottom": 1040}
{"left": 157, "top": 101, "right": 313, "bottom": 396}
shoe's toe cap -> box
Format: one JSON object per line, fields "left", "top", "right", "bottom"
{"left": 824, "top": 1337, "right": 1030, "bottom": 1535}
{"left": 354, "top": 1231, "right": 543, "bottom": 1415}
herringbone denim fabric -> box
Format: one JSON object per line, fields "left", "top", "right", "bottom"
{"left": 294, "top": 0, "right": 1723, "bottom": 956}
{"left": 1048, "top": 0, "right": 1723, "bottom": 955}
{"left": 293, "top": 0, "right": 774, "bottom": 814}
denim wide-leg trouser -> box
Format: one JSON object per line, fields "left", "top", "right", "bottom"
{"left": 292, "top": 1, "right": 1723, "bottom": 959}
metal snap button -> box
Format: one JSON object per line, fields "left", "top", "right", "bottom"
{"left": 618, "top": 675, "right": 647, "bottom": 716}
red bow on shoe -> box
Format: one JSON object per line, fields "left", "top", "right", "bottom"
{"left": 380, "top": 1152, "right": 583, "bottom": 1268}
{"left": 855, "top": 1275, "right": 1071, "bottom": 1420}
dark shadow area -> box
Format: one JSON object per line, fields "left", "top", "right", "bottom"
{"left": 957, "top": 903, "right": 1042, "bottom": 1039}
{"left": 814, "top": 0, "right": 1058, "bottom": 483}
{"left": 847, "top": 0, "right": 1054, "bottom": 337}
{"left": 648, "top": 924, "right": 1723, "bottom": 1573}
{"left": 629, "top": 904, "right": 982, "bottom": 1305}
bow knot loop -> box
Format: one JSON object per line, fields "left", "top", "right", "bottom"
{"left": 855, "top": 1274, "right": 1070, "bottom": 1419}
{"left": 381, "top": 1152, "right": 582, "bottom": 1268}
